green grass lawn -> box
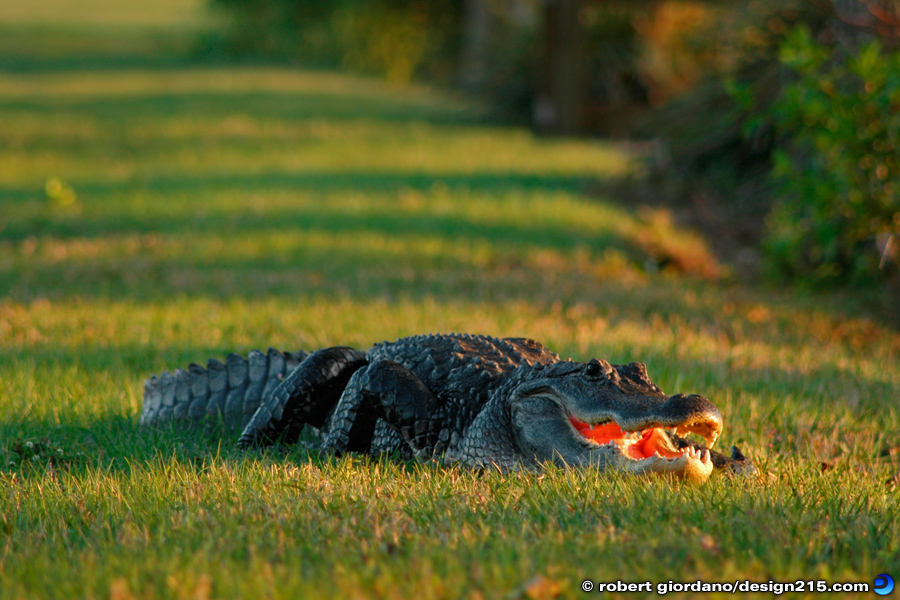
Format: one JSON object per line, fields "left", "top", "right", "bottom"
{"left": 1, "top": 6, "right": 899, "bottom": 599}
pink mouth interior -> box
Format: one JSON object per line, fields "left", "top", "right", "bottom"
{"left": 569, "top": 416, "right": 685, "bottom": 460}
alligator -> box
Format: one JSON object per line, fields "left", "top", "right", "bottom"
{"left": 140, "top": 333, "right": 752, "bottom": 483}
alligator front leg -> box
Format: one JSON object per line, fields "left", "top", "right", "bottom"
{"left": 320, "top": 360, "right": 443, "bottom": 459}
{"left": 237, "top": 347, "right": 368, "bottom": 448}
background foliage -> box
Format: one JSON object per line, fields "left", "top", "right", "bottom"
{"left": 207, "top": 0, "right": 463, "bottom": 82}
{"left": 762, "top": 27, "right": 900, "bottom": 286}
{"left": 204, "top": 0, "right": 900, "bottom": 299}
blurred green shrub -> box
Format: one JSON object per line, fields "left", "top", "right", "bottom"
{"left": 634, "top": 1, "right": 832, "bottom": 249}
{"left": 637, "top": 0, "right": 900, "bottom": 297}
{"left": 761, "top": 26, "right": 900, "bottom": 286}
{"left": 208, "top": 0, "right": 339, "bottom": 61}
{"left": 208, "top": 0, "right": 461, "bottom": 82}
{"left": 332, "top": 4, "right": 430, "bottom": 82}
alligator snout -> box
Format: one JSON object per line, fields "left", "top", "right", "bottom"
{"left": 655, "top": 393, "right": 723, "bottom": 448}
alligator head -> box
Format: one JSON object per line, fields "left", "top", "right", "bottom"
{"left": 506, "top": 359, "right": 726, "bottom": 483}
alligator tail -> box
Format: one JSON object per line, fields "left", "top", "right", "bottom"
{"left": 140, "top": 348, "right": 310, "bottom": 432}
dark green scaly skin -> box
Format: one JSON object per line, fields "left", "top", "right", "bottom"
{"left": 141, "top": 334, "right": 753, "bottom": 480}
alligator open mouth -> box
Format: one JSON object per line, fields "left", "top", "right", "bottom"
{"left": 569, "top": 416, "right": 712, "bottom": 466}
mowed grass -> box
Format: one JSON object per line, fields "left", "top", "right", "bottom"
{"left": 1, "top": 9, "right": 899, "bottom": 599}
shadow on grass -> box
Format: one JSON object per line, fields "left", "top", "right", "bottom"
{"left": 0, "top": 171, "right": 593, "bottom": 210}
{"left": 0, "top": 89, "right": 480, "bottom": 125}
{"left": 0, "top": 49, "right": 207, "bottom": 76}
{"left": 0, "top": 27, "right": 306, "bottom": 77}
{"left": 0, "top": 412, "right": 255, "bottom": 477}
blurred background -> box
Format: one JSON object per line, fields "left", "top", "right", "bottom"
{"left": 202, "top": 0, "right": 900, "bottom": 301}
{"left": 2, "top": 0, "right": 899, "bottom": 318}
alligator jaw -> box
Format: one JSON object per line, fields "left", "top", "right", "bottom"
{"left": 675, "top": 422, "right": 719, "bottom": 449}
{"left": 568, "top": 410, "right": 721, "bottom": 449}
{"left": 568, "top": 417, "right": 715, "bottom": 483}
{"left": 567, "top": 391, "right": 724, "bottom": 452}
{"left": 618, "top": 446, "right": 714, "bottom": 483}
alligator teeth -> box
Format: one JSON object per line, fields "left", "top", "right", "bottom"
{"left": 680, "top": 447, "right": 711, "bottom": 464}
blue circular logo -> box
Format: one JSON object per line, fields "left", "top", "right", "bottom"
{"left": 874, "top": 574, "right": 894, "bottom": 596}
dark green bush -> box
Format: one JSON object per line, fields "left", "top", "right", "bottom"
{"left": 763, "top": 26, "right": 900, "bottom": 286}
{"left": 209, "top": 0, "right": 461, "bottom": 82}
{"left": 209, "top": 0, "right": 341, "bottom": 61}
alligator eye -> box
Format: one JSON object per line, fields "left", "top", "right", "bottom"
{"left": 585, "top": 359, "right": 601, "bottom": 377}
